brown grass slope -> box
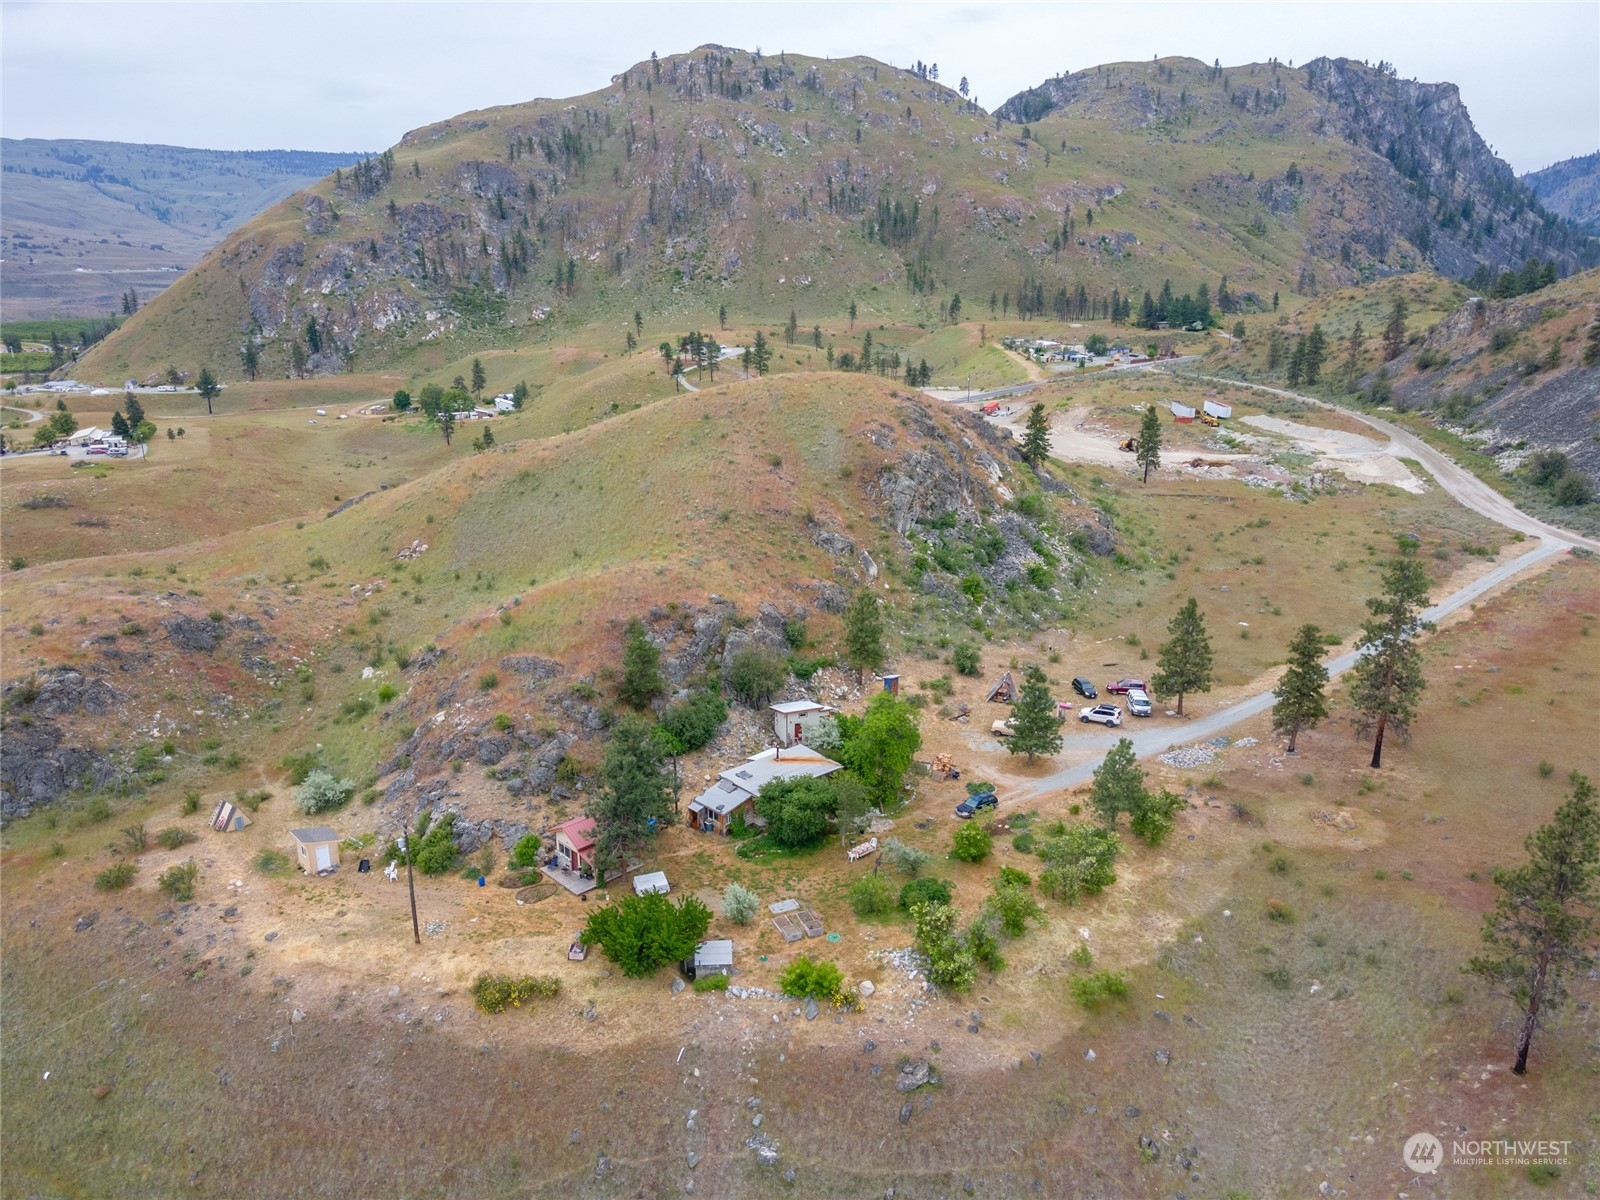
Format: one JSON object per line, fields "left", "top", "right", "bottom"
{"left": 76, "top": 47, "right": 1596, "bottom": 387}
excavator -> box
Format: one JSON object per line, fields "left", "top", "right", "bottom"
{"left": 1200, "top": 413, "right": 1221, "bottom": 428}
{"left": 1118, "top": 436, "right": 1138, "bottom": 453}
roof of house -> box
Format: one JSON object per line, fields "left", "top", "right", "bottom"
{"left": 688, "top": 746, "right": 843, "bottom": 815}
{"left": 290, "top": 826, "right": 339, "bottom": 844}
{"left": 694, "top": 940, "right": 734, "bottom": 969}
{"left": 770, "top": 700, "right": 830, "bottom": 715}
{"left": 551, "top": 815, "right": 596, "bottom": 851}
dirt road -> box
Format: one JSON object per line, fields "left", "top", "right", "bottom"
{"left": 1003, "top": 367, "right": 1598, "bottom": 801}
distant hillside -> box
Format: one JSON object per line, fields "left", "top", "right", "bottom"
{"left": 0, "top": 139, "right": 368, "bottom": 320}
{"left": 77, "top": 47, "right": 1599, "bottom": 385}
{"left": 1523, "top": 152, "right": 1600, "bottom": 232}
{"left": 999, "top": 57, "right": 1596, "bottom": 283}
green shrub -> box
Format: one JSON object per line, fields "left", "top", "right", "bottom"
{"left": 849, "top": 873, "right": 896, "bottom": 916}
{"left": 281, "top": 751, "right": 319, "bottom": 785}
{"left": 156, "top": 827, "right": 198, "bottom": 850}
{"left": 581, "top": 892, "right": 712, "bottom": 977}
{"left": 158, "top": 859, "right": 199, "bottom": 902}
{"left": 950, "top": 822, "right": 992, "bottom": 862}
{"left": 951, "top": 643, "right": 981, "bottom": 675}
{"left": 82, "top": 796, "right": 113, "bottom": 824}
{"left": 94, "top": 861, "right": 137, "bottom": 891}
{"left": 470, "top": 973, "right": 560, "bottom": 1013}
{"left": 778, "top": 955, "right": 848, "bottom": 1002}
{"left": 254, "top": 849, "right": 291, "bottom": 875}
{"left": 721, "top": 883, "right": 760, "bottom": 924}
{"left": 477, "top": 670, "right": 499, "bottom": 691}
{"left": 913, "top": 900, "right": 976, "bottom": 992}
{"left": 507, "top": 833, "right": 542, "bottom": 870}
{"left": 120, "top": 823, "right": 148, "bottom": 854}
{"left": 408, "top": 812, "right": 461, "bottom": 875}
{"left": 723, "top": 644, "right": 787, "bottom": 707}
{"left": 997, "top": 865, "right": 1031, "bottom": 888}
{"left": 652, "top": 692, "right": 726, "bottom": 755}
{"left": 236, "top": 788, "right": 272, "bottom": 812}
{"left": 295, "top": 768, "right": 354, "bottom": 815}
{"left": 981, "top": 879, "right": 1045, "bottom": 937}
{"left": 692, "top": 972, "right": 730, "bottom": 992}
{"left": 899, "top": 876, "right": 953, "bottom": 910}
{"left": 492, "top": 712, "right": 513, "bottom": 732}
{"left": 1070, "top": 969, "right": 1129, "bottom": 1009}
{"left": 1037, "top": 823, "right": 1121, "bottom": 904}
{"left": 1266, "top": 899, "right": 1294, "bottom": 922}
{"left": 1068, "top": 942, "right": 1093, "bottom": 967}
{"left": 181, "top": 790, "right": 201, "bottom": 815}
{"left": 1526, "top": 1163, "right": 1561, "bottom": 1186}
{"left": 377, "top": 683, "right": 398, "bottom": 703}
{"left": 883, "top": 837, "right": 931, "bottom": 876}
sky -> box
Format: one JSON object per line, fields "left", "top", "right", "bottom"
{"left": 1, "top": 2, "right": 1595, "bottom": 174}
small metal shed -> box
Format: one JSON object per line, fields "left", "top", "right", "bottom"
{"left": 633, "top": 870, "right": 670, "bottom": 896}
{"left": 683, "top": 939, "right": 734, "bottom": 980}
{"left": 1170, "top": 402, "right": 1196, "bottom": 423}
{"left": 1202, "top": 399, "right": 1232, "bottom": 419}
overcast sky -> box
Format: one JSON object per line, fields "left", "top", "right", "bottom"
{"left": 2, "top": 2, "right": 1594, "bottom": 173}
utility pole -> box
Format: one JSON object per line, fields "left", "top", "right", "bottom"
{"left": 401, "top": 831, "right": 420, "bottom": 944}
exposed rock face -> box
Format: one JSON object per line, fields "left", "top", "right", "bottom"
{"left": 1523, "top": 152, "right": 1600, "bottom": 232}
{"left": 163, "top": 614, "right": 228, "bottom": 653}
{"left": 1000, "top": 57, "right": 1597, "bottom": 286}
{"left": 0, "top": 668, "right": 123, "bottom": 821}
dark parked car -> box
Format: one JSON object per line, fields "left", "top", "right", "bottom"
{"left": 1106, "top": 678, "right": 1146, "bottom": 695}
{"left": 955, "top": 791, "right": 999, "bottom": 819}
{"left": 1071, "top": 676, "right": 1098, "bottom": 699}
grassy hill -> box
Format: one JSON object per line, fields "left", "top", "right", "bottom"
{"left": 0, "top": 139, "right": 368, "bottom": 320}
{"left": 76, "top": 47, "right": 1596, "bottom": 389}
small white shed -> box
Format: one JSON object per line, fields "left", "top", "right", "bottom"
{"left": 1171, "top": 402, "right": 1196, "bottom": 423}
{"left": 633, "top": 870, "right": 670, "bottom": 896}
{"left": 770, "top": 700, "right": 832, "bottom": 747}
{"left": 1202, "top": 399, "right": 1232, "bottom": 420}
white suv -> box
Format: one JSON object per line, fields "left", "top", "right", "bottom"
{"left": 1126, "top": 688, "right": 1153, "bottom": 717}
{"left": 1080, "top": 704, "right": 1123, "bottom": 727}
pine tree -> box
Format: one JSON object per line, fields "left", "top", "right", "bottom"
{"left": 1342, "top": 320, "right": 1364, "bottom": 389}
{"left": 470, "top": 358, "right": 486, "bottom": 398}
{"left": 1286, "top": 336, "right": 1306, "bottom": 386}
{"left": 752, "top": 330, "right": 771, "bottom": 374}
{"left": 842, "top": 591, "right": 885, "bottom": 685}
{"left": 1468, "top": 774, "right": 1599, "bottom": 1075}
{"left": 618, "top": 618, "right": 665, "bottom": 709}
{"left": 1136, "top": 404, "right": 1162, "bottom": 483}
{"left": 195, "top": 368, "right": 220, "bottom": 415}
{"left": 111, "top": 411, "right": 132, "bottom": 440}
{"left": 1007, "top": 664, "right": 1063, "bottom": 764}
{"left": 1150, "top": 597, "right": 1213, "bottom": 716}
{"left": 1584, "top": 309, "right": 1600, "bottom": 367}
{"left": 1382, "top": 297, "right": 1408, "bottom": 361}
{"left": 1272, "top": 624, "right": 1331, "bottom": 752}
{"left": 1304, "top": 324, "right": 1328, "bottom": 385}
{"left": 438, "top": 407, "right": 455, "bottom": 446}
{"left": 785, "top": 310, "right": 798, "bottom": 345}
{"left": 848, "top": 300, "right": 857, "bottom": 331}
{"left": 718, "top": 304, "right": 727, "bottom": 330}
{"left": 590, "top": 714, "right": 676, "bottom": 882}
{"left": 1088, "top": 737, "right": 1146, "bottom": 828}
{"left": 241, "top": 341, "right": 259, "bottom": 380}
{"left": 122, "top": 393, "right": 145, "bottom": 429}
{"left": 1021, "top": 403, "right": 1051, "bottom": 467}
{"left": 1347, "top": 553, "right": 1431, "bottom": 769}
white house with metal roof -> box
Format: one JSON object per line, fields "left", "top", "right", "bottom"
{"left": 687, "top": 745, "right": 843, "bottom": 835}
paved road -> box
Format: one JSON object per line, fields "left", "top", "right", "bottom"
{"left": 1002, "top": 363, "right": 1593, "bottom": 800}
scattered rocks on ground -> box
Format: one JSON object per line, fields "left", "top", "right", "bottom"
{"left": 895, "top": 1060, "right": 937, "bottom": 1092}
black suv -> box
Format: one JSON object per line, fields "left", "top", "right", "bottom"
{"left": 1071, "top": 676, "right": 1098, "bottom": 700}
{"left": 954, "top": 792, "right": 999, "bottom": 819}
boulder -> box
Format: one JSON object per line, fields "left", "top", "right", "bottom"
{"left": 895, "top": 1060, "right": 936, "bottom": 1092}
